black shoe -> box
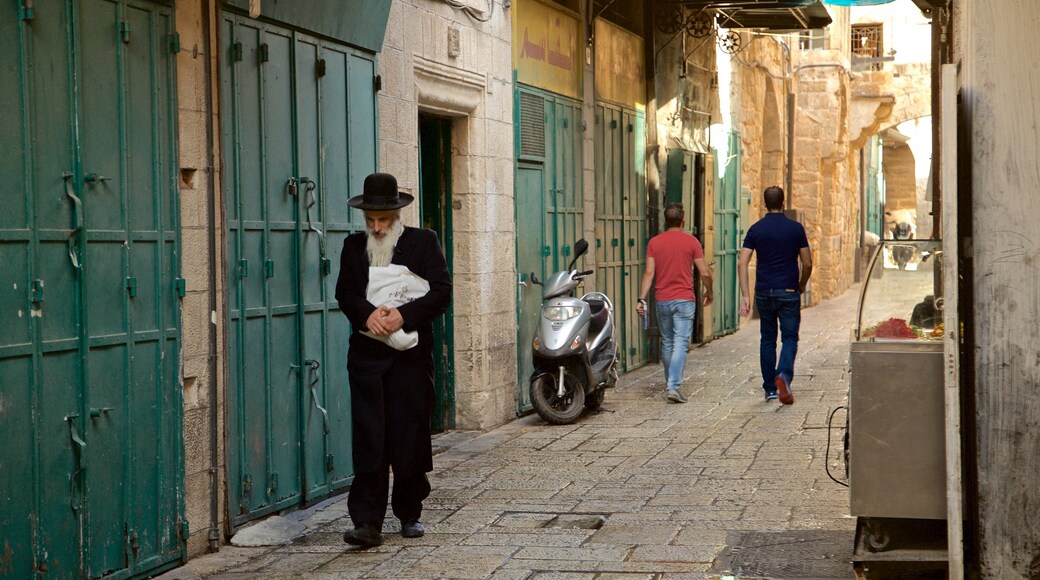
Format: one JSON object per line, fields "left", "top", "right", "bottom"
{"left": 343, "top": 523, "right": 382, "bottom": 547}
{"left": 401, "top": 520, "right": 425, "bottom": 538}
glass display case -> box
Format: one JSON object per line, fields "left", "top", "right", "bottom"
{"left": 856, "top": 240, "right": 944, "bottom": 341}
{"left": 848, "top": 240, "right": 948, "bottom": 556}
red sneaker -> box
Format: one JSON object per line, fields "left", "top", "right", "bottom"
{"left": 775, "top": 375, "right": 794, "bottom": 405}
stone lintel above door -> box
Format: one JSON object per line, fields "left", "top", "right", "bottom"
{"left": 414, "top": 56, "right": 486, "bottom": 117}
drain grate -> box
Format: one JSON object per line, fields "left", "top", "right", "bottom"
{"left": 710, "top": 530, "right": 854, "bottom": 579}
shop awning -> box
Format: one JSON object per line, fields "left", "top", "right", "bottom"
{"left": 677, "top": 1, "right": 832, "bottom": 31}
{"left": 909, "top": 0, "right": 945, "bottom": 18}
{"left": 224, "top": 0, "right": 393, "bottom": 52}
{"left": 821, "top": 0, "right": 895, "bottom": 5}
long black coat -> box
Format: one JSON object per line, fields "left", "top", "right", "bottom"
{"left": 335, "top": 226, "right": 452, "bottom": 475}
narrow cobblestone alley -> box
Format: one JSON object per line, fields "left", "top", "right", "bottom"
{"left": 167, "top": 287, "right": 859, "bottom": 580}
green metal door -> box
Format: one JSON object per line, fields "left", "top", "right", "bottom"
{"left": 594, "top": 103, "right": 646, "bottom": 372}
{"left": 222, "top": 13, "right": 375, "bottom": 525}
{"left": 865, "top": 134, "right": 884, "bottom": 237}
{"left": 514, "top": 86, "right": 583, "bottom": 412}
{"left": 418, "top": 115, "right": 455, "bottom": 431}
{"left": 621, "top": 109, "right": 647, "bottom": 369}
{"left": 515, "top": 164, "right": 546, "bottom": 414}
{"left": 713, "top": 132, "right": 742, "bottom": 337}
{"left": 1, "top": 0, "right": 185, "bottom": 577}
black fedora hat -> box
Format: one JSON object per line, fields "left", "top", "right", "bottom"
{"left": 347, "top": 173, "right": 414, "bottom": 210}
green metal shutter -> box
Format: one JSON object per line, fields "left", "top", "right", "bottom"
{"left": 223, "top": 13, "right": 375, "bottom": 526}
{"left": 594, "top": 103, "right": 646, "bottom": 372}
{"left": 1, "top": 0, "right": 184, "bottom": 577}
{"left": 514, "top": 85, "right": 584, "bottom": 412}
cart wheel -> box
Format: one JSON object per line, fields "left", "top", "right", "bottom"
{"left": 865, "top": 524, "right": 891, "bottom": 552}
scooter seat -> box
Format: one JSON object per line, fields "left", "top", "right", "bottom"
{"left": 586, "top": 299, "right": 608, "bottom": 337}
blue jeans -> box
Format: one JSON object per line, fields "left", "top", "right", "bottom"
{"left": 756, "top": 290, "right": 801, "bottom": 393}
{"left": 656, "top": 300, "right": 696, "bottom": 391}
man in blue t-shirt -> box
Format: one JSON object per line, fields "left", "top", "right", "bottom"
{"left": 738, "top": 186, "right": 813, "bottom": 404}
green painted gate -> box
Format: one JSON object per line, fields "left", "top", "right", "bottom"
{"left": 865, "top": 134, "right": 885, "bottom": 237}
{"left": 593, "top": 103, "right": 647, "bottom": 372}
{"left": 514, "top": 85, "right": 584, "bottom": 413}
{"left": 713, "top": 132, "right": 742, "bottom": 337}
{"left": 221, "top": 13, "right": 376, "bottom": 525}
{"left": 0, "top": 0, "right": 185, "bottom": 577}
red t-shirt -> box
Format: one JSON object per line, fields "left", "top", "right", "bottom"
{"left": 646, "top": 229, "right": 704, "bottom": 302}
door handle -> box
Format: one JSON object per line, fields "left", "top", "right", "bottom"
{"left": 63, "top": 173, "right": 83, "bottom": 269}
{"left": 518, "top": 273, "right": 528, "bottom": 287}
{"left": 300, "top": 178, "right": 328, "bottom": 274}
{"left": 305, "top": 359, "right": 330, "bottom": 435}
{"left": 66, "top": 414, "right": 86, "bottom": 511}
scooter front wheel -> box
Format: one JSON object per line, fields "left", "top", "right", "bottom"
{"left": 530, "top": 372, "right": 585, "bottom": 425}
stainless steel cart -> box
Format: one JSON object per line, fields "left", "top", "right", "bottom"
{"left": 847, "top": 240, "right": 948, "bottom": 575}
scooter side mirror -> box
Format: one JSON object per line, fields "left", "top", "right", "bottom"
{"left": 568, "top": 239, "right": 589, "bottom": 270}
{"left": 530, "top": 272, "right": 541, "bottom": 286}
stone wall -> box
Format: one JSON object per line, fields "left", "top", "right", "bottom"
{"left": 379, "top": 0, "right": 516, "bottom": 429}
{"left": 732, "top": 35, "right": 789, "bottom": 219}
{"left": 882, "top": 141, "right": 917, "bottom": 211}
{"left": 790, "top": 50, "right": 861, "bottom": 304}
{"left": 175, "top": 0, "right": 225, "bottom": 557}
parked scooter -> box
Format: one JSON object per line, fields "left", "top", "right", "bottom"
{"left": 528, "top": 239, "right": 619, "bottom": 425}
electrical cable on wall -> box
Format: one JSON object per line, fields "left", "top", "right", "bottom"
{"left": 441, "top": 0, "right": 494, "bottom": 22}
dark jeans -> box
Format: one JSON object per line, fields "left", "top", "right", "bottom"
{"left": 756, "top": 289, "right": 801, "bottom": 393}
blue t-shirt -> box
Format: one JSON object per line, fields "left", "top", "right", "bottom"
{"left": 742, "top": 213, "right": 810, "bottom": 291}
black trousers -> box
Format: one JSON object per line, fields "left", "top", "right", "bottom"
{"left": 346, "top": 346, "right": 435, "bottom": 526}
{"left": 347, "top": 469, "right": 431, "bottom": 525}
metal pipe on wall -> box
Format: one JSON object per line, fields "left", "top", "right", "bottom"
{"left": 202, "top": 0, "right": 222, "bottom": 553}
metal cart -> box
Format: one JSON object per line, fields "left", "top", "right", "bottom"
{"left": 846, "top": 240, "right": 949, "bottom": 576}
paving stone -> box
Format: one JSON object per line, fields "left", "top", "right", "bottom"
{"left": 177, "top": 288, "right": 862, "bottom": 579}
{"left": 460, "top": 530, "right": 589, "bottom": 547}
{"left": 587, "top": 523, "right": 681, "bottom": 545}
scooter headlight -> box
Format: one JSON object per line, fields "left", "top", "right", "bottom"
{"left": 543, "top": 305, "right": 580, "bottom": 321}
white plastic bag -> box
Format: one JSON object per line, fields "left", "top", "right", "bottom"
{"left": 361, "top": 264, "right": 430, "bottom": 350}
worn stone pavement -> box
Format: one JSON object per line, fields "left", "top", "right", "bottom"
{"left": 162, "top": 287, "right": 859, "bottom": 579}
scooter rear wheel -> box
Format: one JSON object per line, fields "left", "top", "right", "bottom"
{"left": 530, "top": 373, "right": 585, "bottom": 424}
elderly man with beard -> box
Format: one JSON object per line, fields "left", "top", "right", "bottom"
{"left": 335, "top": 173, "right": 452, "bottom": 548}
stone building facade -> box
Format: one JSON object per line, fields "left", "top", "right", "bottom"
{"left": 720, "top": 2, "right": 930, "bottom": 307}
{"left": 377, "top": 0, "right": 516, "bottom": 430}
{"left": 7, "top": 0, "right": 930, "bottom": 569}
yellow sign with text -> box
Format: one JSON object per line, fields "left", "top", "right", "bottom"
{"left": 513, "top": 0, "right": 582, "bottom": 99}
{"left": 594, "top": 19, "right": 645, "bottom": 107}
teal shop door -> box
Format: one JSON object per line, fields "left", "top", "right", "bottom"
{"left": 865, "top": 135, "right": 884, "bottom": 237}
{"left": 222, "top": 13, "right": 376, "bottom": 525}
{"left": 594, "top": 104, "right": 646, "bottom": 371}
{"left": 515, "top": 163, "right": 546, "bottom": 413}
{"left": 418, "top": 115, "right": 455, "bottom": 431}
{"left": 514, "top": 87, "right": 583, "bottom": 413}
{"left": 713, "top": 132, "right": 742, "bottom": 337}
{"left": 0, "top": 1, "right": 185, "bottom": 577}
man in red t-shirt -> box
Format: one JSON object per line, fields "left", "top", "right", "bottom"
{"left": 636, "top": 203, "right": 713, "bottom": 403}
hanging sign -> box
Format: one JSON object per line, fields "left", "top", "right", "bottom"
{"left": 513, "top": 0, "right": 582, "bottom": 100}
{"left": 594, "top": 19, "right": 645, "bottom": 107}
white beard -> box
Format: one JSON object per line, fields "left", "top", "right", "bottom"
{"left": 366, "top": 218, "right": 404, "bottom": 267}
